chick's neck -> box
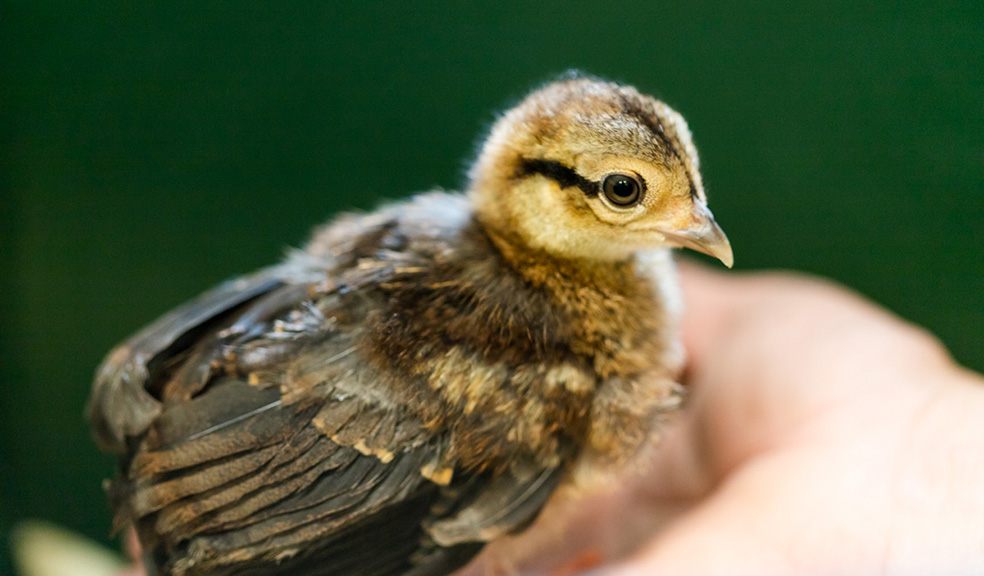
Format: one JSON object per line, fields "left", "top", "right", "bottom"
{"left": 479, "top": 216, "right": 635, "bottom": 286}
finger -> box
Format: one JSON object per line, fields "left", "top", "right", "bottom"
{"left": 117, "top": 527, "right": 146, "bottom": 576}
{"left": 675, "top": 261, "right": 808, "bottom": 371}
{"left": 677, "top": 260, "right": 947, "bottom": 376}
{"left": 124, "top": 528, "right": 141, "bottom": 562}
{"left": 674, "top": 260, "right": 950, "bottom": 482}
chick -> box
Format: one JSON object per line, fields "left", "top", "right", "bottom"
{"left": 87, "top": 74, "right": 732, "bottom": 576}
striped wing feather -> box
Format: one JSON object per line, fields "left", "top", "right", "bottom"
{"left": 90, "top": 229, "right": 561, "bottom": 576}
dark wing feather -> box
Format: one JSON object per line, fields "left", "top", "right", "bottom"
{"left": 88, "top": 266, "right": 290, "bottom": 452}
{"left": 97, "top": 202, "right": 566, "bottom": 575}
{"left": 127, "top": 378, "right": 561, "bottom": 576}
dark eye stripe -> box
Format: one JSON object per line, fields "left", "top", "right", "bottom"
{"left": 516, "top": 158, "right": 598, "bottom": 196}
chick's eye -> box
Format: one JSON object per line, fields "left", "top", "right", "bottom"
{"left": 602, "top": 173, "right": 642, "bottom": 207}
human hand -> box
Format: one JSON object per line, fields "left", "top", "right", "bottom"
{"left": 595, "top": 262, "right": 984, "bottom": 575}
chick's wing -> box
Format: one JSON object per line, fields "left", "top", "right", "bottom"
{"left": 91, "top": 215, "right": 562, "bottom": 576}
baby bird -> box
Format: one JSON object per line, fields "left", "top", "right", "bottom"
{"left": 88, "top": 74, "right": 732, "bottom": 576}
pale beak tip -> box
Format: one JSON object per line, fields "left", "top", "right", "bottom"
{"left": 720, "top": 253, "right": 734, "bottom": 269}
{"left": 717, "top": 240, "right": 735, "bottom": 269}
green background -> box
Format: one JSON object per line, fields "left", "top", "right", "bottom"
{"left": 1, "top": 2, "right": 982, "bottom": 572}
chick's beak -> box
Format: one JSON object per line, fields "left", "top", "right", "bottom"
{"left": 660, "top": 201, "right": 734, "bottom": 268}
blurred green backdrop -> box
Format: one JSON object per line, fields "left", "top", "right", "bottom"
{"left": 1, "top": 1, "right": 982, "bottom": 572}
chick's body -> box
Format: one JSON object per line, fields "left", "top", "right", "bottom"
{"left": 88, "top": 76, "right": 731, "bottom": 576}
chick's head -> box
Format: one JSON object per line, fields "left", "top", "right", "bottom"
{"left": 470, "top": 75, "right": 732, "bottom": 266}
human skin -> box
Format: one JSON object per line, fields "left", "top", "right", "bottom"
{"left": 118, "top": 263, "right": 984, "bottom": 575}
